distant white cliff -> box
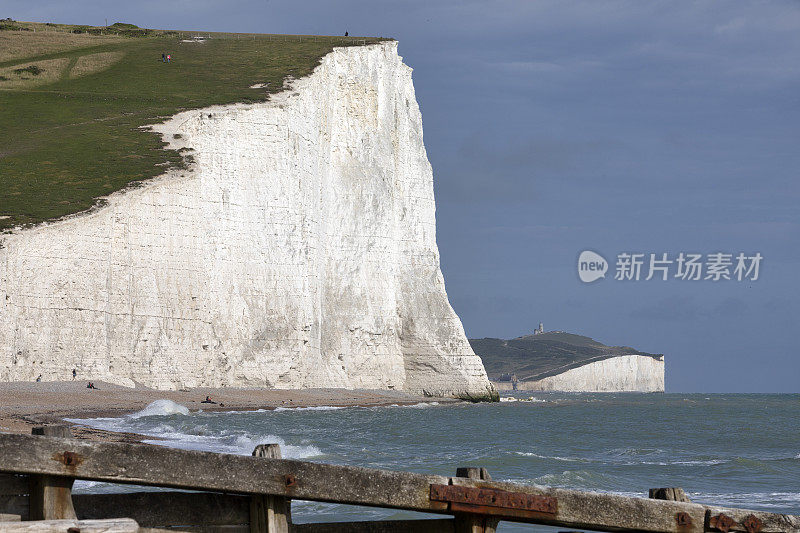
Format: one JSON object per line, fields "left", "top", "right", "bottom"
{"left": 494, "top": 355, "right": 665, "bottom": 392}
{"left": 0, "top": 42, "right": 494, "bottom": 399}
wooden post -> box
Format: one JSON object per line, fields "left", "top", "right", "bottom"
{"left": 250, "top": 444, "right": 290, "bottom": 533}
{"left": 453, "top": 467, "right": 499, "bottom": 533}
{"left": 649, "top": 488, "right": 692, "bottom": 503}
{"left": 29, "top": 426, "right": 77, "bottom": 521}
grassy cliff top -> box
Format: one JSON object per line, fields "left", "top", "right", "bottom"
{"left": 0, "top": 21, "right": 388, "bottom": 231}
{"left": 470, "top": 331, "right": 662, "bottom": 382}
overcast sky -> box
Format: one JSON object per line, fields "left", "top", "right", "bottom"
{"left": 8, "top": 0, "right": 800, "bottom": 392}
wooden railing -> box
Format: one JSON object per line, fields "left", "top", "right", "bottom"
{"left": 0, "top": 426, "right": 798, "bottom": 532}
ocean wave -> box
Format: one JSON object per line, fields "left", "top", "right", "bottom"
{"left": 695, "top": 492, "right": 800, "bottom": 509}
{"left": 274, "top": 406, "right": 345, "bottom": 412}
{"left": 402, "top": 402, "right": 440, "bottom": 409}
{"left": 511, "top": 449, "right": 730, "bottom": 467}
{"left": 604, "top": 447, "right": 666, "bottom": 458}
{"left": 499, "top": 470, "right": 641, "bottom": 494}
{"left": 500, "top": 397, "right": 546, "bottom": 403}
{"left": 67, "top": 412, "right": 323, "bottom": 460}
{"left": 128, "top": 399, "right": 190, "bottom": 419}
{"left": 139, "top": 431, "right": 322, "bottom": 459}
{"left": 383, "top": 402, "right": 440, "bottom": 409}
{"left": 637, "top": 459, "right": 727, "bottom": 466}
{"left": 531, "top": 469, "right": 615, "bottom": 488}
{"left": 513, "top": 451, "right": 588, "bottom": 463}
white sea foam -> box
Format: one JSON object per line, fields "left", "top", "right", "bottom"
{"left": 140, "top": 431, "right": 322, "bottom": 459}
{"left": 639, "top": 459, "right": 727, "bottom": 466}
{"left": 128, "top": 399, "right": 190, "bottom": 418}
{"left": 605, "top": 447, "right": 665, "bottom": 457}
{"left": 696, "top": 492, "right": 800, "bottom": 509}
{"left": 513, "top": 452, "right": 587, "bottom": 462}
{"left": 274, "top": 406, "right": 345, "bottom": 412}
{"left": 500, "top": 396, "right": 545, "bottom": 403}
{"left": 523, "top": 397, "right": 546, "bottom": 403}
{"left": 74, "top": 416, "right": 324, "bottom": 459}
{"left": 377, "top": 402, "right": 440, "bottom": 409}
{"left": 67, "top": 407, "right": 324, "bottom": 460}
{"left": 217, "top": 409, "right": 270, "bottom": 414}
{"left": 512, "top": 451, "right": 728, "bottom": 467}
{"left": 403, "top": 402, "right": 439, "bottom": 408}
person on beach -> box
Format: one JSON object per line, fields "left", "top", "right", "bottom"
{"left": 167, "top": 54, "right": 171, "bottom": 63}
{"left": 201, "top": 396, "right": 217, "bottom": 404}
{"left": 35, "top": 374, "right": 42, "bottom": 382}
{"left": 72, "top": 368, "right": 76, "bottom": 380}
{"left": 344, "top": 31, "right": 348, "bottom": 36}
{"left": 161, "top": 52, "right": 165, "bottom": 62}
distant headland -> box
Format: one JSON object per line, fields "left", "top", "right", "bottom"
{"left": 470, "top": 326, "right": 664, "bottom": 392}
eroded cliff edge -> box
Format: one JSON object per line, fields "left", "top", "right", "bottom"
{"left": 0, "top": 41, "right": 495, "bottom": 399}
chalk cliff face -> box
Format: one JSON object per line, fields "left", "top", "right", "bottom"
{"left": 500, "top": 355, "right": 665, "bottom": 392}
{"left": 0, "top": 42, "right": 494, "bottom": 399}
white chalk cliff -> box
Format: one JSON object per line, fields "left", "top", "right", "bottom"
{"left": 508, "top": 355, "right": 665, "bottom": 392}
{"left": 0, "top": 42, "right": 495, "bottom": 399}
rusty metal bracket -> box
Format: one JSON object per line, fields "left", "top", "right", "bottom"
{"left": 709, "top": 513, "right": 737, "bottom": 532}
{"left": 430, "top": 484, "right": 557, "bottom": 520}
{"left": 743, "top": 514, "right": 763, "bottom": 533}
{"left": 675, "top": 511, "right": 693, "bottom": 528}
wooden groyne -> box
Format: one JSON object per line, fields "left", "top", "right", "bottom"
{"left": 0, "top": 426, "right": 798, "bottom": 532}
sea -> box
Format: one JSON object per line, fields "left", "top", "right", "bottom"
{"left": 67, "top": 393, "right": 800, "bottom": 532}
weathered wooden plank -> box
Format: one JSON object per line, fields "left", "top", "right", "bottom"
{"left": 0, "top": 518, "right": 139, "bottom": 532}
{"left": 0, "top": 434, "right": 448, "bottom": 513}
{"left": 73, "top": 492, "right": 250, "bottom": 527}
{"left": 705, "top": 506, "right": 800, "bottom": 533}
{"left": 0, "top": 434, "right": 798, "bottom": 533}
{"left": 251, "top": 444, "right": 290, "bottom": 533}
{"left": 449, "top": 477, "right": 707, "bottom": 533}
{"left": 0, "top": 474, "right": 29, "bottom": 496}
{"left": 290, "top": 519, "right": 455, "bottom": 533}
{"left": 0, "top": 513, "right": 22, "bottom": 521}
{"left": 29, "top": 426, "right": 77, "bottom": 521}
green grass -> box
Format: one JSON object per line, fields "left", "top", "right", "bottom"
{"left": 0, "top": 22, "right": 388, "bottom": 230}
